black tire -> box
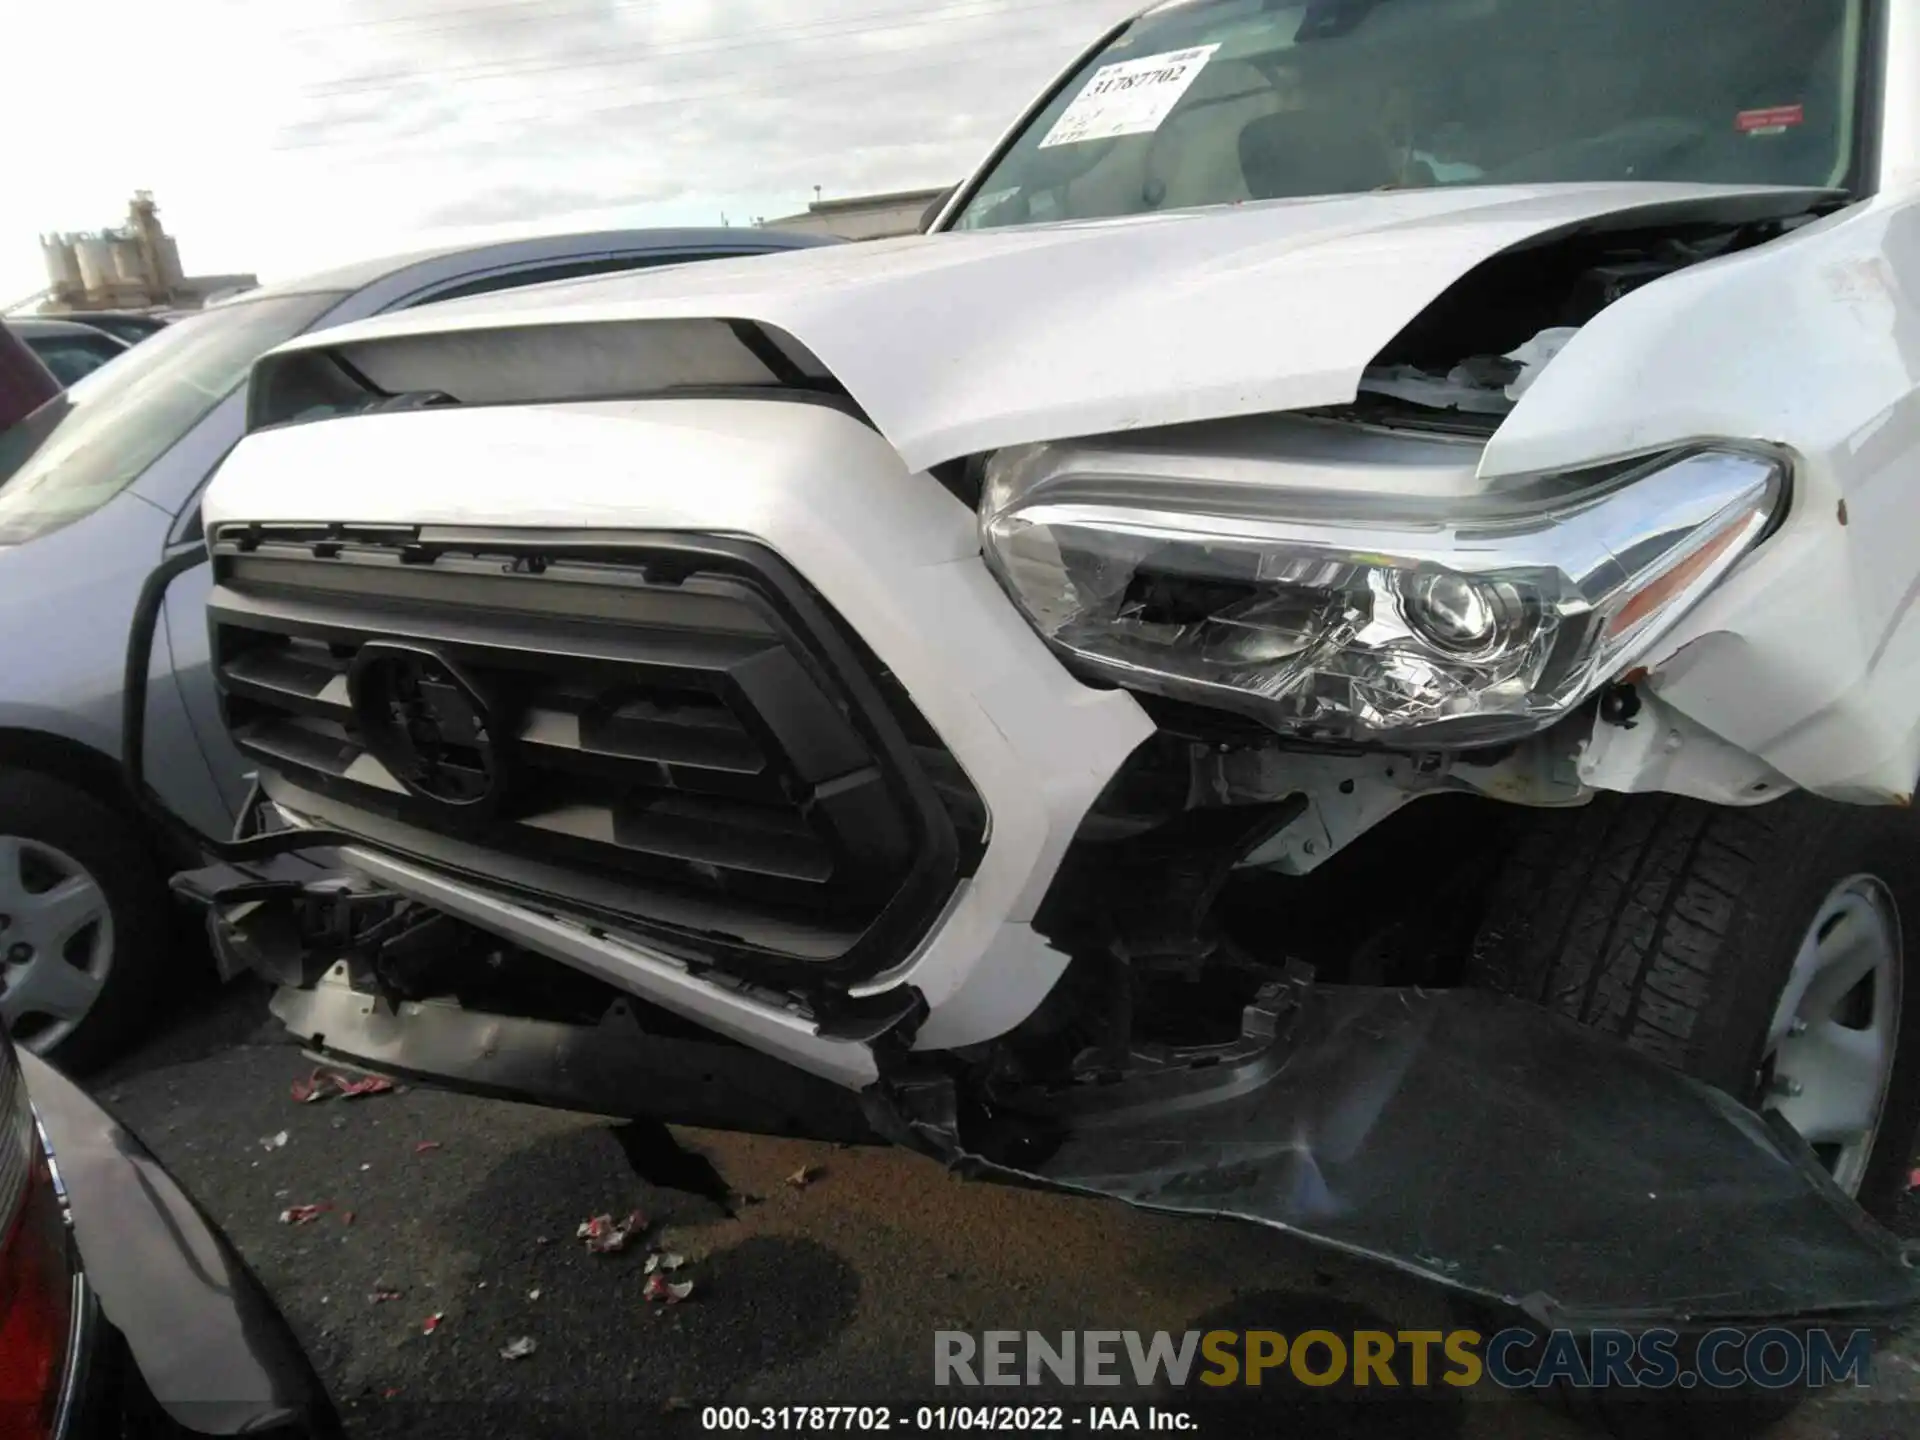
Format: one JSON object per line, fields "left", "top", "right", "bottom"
{"left": 1471, "top": 789, "right": 1920, "bottom": 1215}
{"left": 0, "top": 768, "right": 172, "bottom": 1072}
{"left": 1468, "top": 790, "right": 1920, "bottom": 1438}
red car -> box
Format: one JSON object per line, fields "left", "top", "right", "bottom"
{"left": 0, "top": 321, "right": 61, "bottom": 433}
{"left": 1, "top": 1020, "right": 338, "bottom": 1438}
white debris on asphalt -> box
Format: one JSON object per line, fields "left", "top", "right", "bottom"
{"left": 576, "top": 1210, "right": 647, "bottom": 1254}
{"left": 643, "top": 1274, "right": 694, "bottom": 1304}
{"left": 260, "top": 1131, "right": 289, "bottom": 1151}
{"left": 293, "top": 1070, "right": 397, "bottom": 1103}
{"left": 499, "top": 1336, "right": 538, "bottom": 1361}
{"left": 644, "top": 1252, "right": 686, "bottom": 1274}
{"left": 528, "top": 1288, "right": 542, "bottom": 1301}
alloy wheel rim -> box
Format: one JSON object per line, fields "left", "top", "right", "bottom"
{"left": 0, "top": 835, "right": 115, "bottom": 1054}
{"left": 1762, "top": 874, "right": 1903, "bottom": 1197}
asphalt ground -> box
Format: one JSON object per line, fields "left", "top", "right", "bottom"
{"left": 87, "top": 977, "right": 1920, "bottom": 1440}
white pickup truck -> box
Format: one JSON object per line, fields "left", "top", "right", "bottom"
{"left": 166, "top": 0, "right": 1920, "bottom": 1375}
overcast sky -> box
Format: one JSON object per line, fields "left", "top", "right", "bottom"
{"left": 4, "top": 0, "right": 1141, "bottom": 306}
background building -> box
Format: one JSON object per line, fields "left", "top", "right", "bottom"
{"left": 762, "top": 185, "right": 955, "bottom": 241}
{"left": 35, "top": 193, "right": 257, "bottom": 313}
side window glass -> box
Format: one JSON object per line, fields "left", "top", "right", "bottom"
{"left": 31, "top": 340, "right": 115, "bottom": 386}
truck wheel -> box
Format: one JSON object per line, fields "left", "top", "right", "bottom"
{"left": 1470, "top": 791, "right": 1920, "bottom": 1218}
{"left": 1468, "top": 793, "right": 1920, "bottom": 1437}
{"left": 0, "top": 769, "right": 170, "bottom": 1073}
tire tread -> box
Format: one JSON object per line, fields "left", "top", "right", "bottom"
{"left": 1470, "top": 795, "right": 1792, "bottom": 1080}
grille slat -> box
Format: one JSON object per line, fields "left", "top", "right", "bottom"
{"left": 224, "top": 549, "right": 781, "bottom": 638}
{"left": 525, "top": 693, "right": 769, "bottom": 776}
{"left": 220, "top": 642, "right": 354, "bottom": 717}
{"left": 237, "top": 716, "right": 367, "bottom": 781}
{"left": 523, "top": 795, "right": 835, "bottom": 883}
{"left": 214, "top": 584, "right": 782, "bottom": 681}
{"left": 210, "top": 528, "right": 981, "bottom": 988}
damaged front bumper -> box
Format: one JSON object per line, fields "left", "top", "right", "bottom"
{"left": 898, "top": 984, "right": 1920, "bottom": 1330}
{"left": 186, "top": 866, "right": 1920, "bottom": 1332}
{"left": 175, "top": 862, "right": 875, "bottom": 1143}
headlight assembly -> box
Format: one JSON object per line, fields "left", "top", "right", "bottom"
{"left": 980, "top": 440, "right": 1785, "bottom": 747}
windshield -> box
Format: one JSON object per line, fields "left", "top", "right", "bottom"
{"left": 0, "top": 291, "right": 345, "bottom": 543}
{"left": 954, "top": 0, "right": 1870, "bottom": 231}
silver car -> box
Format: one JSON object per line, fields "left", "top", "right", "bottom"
{"left": 0, "top": 226, "right": 829, "bottom": 1066}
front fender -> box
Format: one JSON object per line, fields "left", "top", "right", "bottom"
{"left": 1485, "top": 196, "right": 1920, "bottom": 802}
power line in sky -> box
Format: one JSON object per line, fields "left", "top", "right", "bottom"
{"left": 271, "top": 29, "right": 1084, "bottom": 155}
{"left": 288, "top": 0, "right": 1117, "bottom": 45}
{"left": 293, "top": 0, "right": 1117, "bottom": 100}
{"left": 271, "top": 6, "right": 1115, "bottom": 156}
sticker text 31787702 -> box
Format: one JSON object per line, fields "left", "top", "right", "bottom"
{"left": 1039, "top": 46, "right": 1220, "bottom": 150}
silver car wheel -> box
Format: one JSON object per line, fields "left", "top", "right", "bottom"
{"left": 1763, "top": 874, "right": 1903, "bottom": 1197}
{"left": 0, "top": 834, "right": 115, "bottom": 1054}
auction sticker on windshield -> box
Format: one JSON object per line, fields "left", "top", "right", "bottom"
{"left": 1039, "top": 45, "right": 1220, "bottom": 149}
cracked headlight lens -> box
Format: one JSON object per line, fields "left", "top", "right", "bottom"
{"left": 981, "top": 442, "right": 1785, "bottom": 747}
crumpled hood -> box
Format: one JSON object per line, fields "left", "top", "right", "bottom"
{"left": 271, "top": 182, "right": 1822, "bottom": 472}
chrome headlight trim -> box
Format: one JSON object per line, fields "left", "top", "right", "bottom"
{"left": 980, "top": 441, "right": 1786, "bottom": 747}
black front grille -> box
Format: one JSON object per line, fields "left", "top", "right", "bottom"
{"left": 208, "top": 526, "right": 982, "bottom": 993}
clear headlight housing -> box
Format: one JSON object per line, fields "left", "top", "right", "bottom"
{"left": 981, "top": 440, "right": 1785, "bottom": 747}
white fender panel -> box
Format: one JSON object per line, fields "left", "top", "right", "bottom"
{"left": 1485, "top": 194, "right": 1920, "bottom": 802}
